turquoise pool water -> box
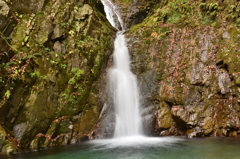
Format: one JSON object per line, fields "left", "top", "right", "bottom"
{"left": 2, "top": 136, "right": 240, "bottom": 159}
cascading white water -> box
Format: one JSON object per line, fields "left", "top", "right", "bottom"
{"left": 110, "top": 33, "right": 142, "bottom": 137}
{"left": 101, "top": 0, "right": 125, "bottom": 30}
{"left": 101, "top": 0, "right": 142, "bottom": 138}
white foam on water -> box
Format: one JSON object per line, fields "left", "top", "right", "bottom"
{"left": 90, "top": 136, "right": 184, "bottom": 150}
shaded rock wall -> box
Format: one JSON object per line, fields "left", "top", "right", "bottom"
{"left": 0, "top": 0, "right": 115, "bottom": 155}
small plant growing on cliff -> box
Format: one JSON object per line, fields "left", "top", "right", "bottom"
{"left": 199, "top": 2, "right": 219, "bottom": 20}
{"left": 59, "top": 64, "right": 67, "bottom": 69}
{"left": 30, "top": 70, "right": 47, "bottom": 80}
{"left": 4, "top": 90, "right": 11, "bottom": 99}
{"left": 68, "top": 68, "right": 84, "bottom": 85}
{"left": 61, "top": 22, "right": 68, "bottom": 28}
{"left": 227, "top": 5, "right": 240, "bottom": 24}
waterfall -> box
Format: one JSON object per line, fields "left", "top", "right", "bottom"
{"left": 101, "top": 0, "right": 142, "bottom": 138}
{"left": 101, "top": 0, "right": 125, "bottom": 30}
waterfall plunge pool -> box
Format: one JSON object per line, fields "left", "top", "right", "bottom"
{"left": 3, "top": 1, "right": 240, "bottom": 158}
{"left": 3, "top": 136, "right": 240, "bottom": 159}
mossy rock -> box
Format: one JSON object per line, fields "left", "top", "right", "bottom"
{"left": 30, "top": 136, "right": 48, "bottom": 149}
{"left": 78, "top": 105, "right": 99, "bottom": 135}
{"left": 202, "top": 117, "right": 214, "bottom": 135}
{"left": 156, "top": 103, "right": 173, "bottom": 129}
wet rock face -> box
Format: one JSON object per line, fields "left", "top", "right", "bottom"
{"left": 126, "top": 0, "right": 240, "bottom": 137}
{"left": 0, "top": 0, "right": 115, "bottom": 155}
{"left": 110, "top": 0, "right": 162, "bottom": 29}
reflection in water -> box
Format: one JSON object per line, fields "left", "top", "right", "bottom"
{"left": 2, "top": 137, "right": 240, "bottom": 159}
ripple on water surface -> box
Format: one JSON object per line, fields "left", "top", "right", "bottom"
{"left": 3, "top": 136, "right": 240, "bottom": 159}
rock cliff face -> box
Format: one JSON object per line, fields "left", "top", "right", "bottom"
{"left": 0, "top": 0, "right": 115, "bottom": 155}
{"left": 124, "top": 0, "right": 240, "bottom": 137}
